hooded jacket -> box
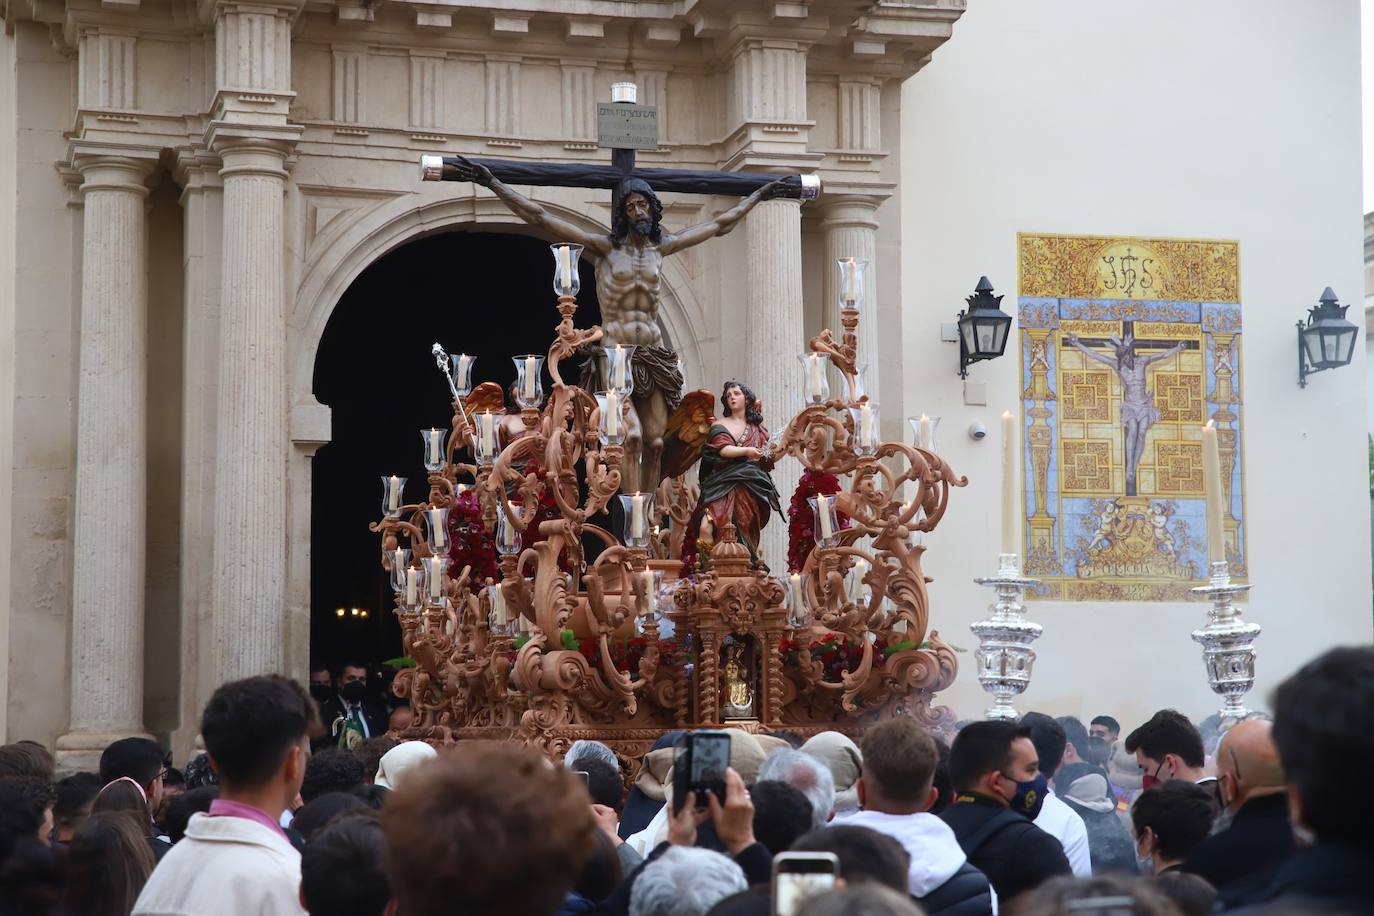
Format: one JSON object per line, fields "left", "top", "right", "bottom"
{"left": 1056, "top": 763, "right": 1139, "bottom": 875}
{"left": 838, "top": 810, "right": 994, "bottom": 916}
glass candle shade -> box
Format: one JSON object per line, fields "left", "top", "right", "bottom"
{"left": 451, "top": 353, "right": 476, "bottom": 398}
{"left": 425, "top": 555, "right": 447, "bottom": 601}
{"left": 838, "top": 257, "right": 868, "bottom": 311}
{"left": 425, "top": 507, "right": 450, "bottom": 551}
{"left": 551, "top": 243, "right": 584, "bottom": 298}
{"left": 495, "top": 505, "right": 521, "bottom": 557}
{"left": 908, "top": 414, "right": 941, "bottom": 451}
{"left": 421, "top": 428, "right": 448, "bottom": 472}
{"left": 846, "top": 558, "right": 871, "bottom": 605}
{"left": 487, "top": 584, "right": 511, "bottom": 635}
{"left": 845, "top": 365, "right": 869, "bottom": 404}
{"left": 800, "top": 353, "right": 830, "bottom": 406}
{"left": 514, "top": 355, "right": 545, "bottom": 410}
{"left": 849, "top": 402, "right": 880, "bottom": 456}
{"left": 403, "top": 564, "right": 422, "bottom": 610}
{"left": 595, "top": 391, "right": 627, "bottom": 446}
{"left": 809, "top": 494, "right": 841, "bottom": 548}
{"left": 605, "top": 344, "right": 636, "bottom": 396}
{"left": 619, "top": 492, "right": 654, "bottom": 548}
{"left": 381, "top": 476, "right": 407, "bottom": 518}
{"left": 473, "top": 412, "right": 500, "bottom": 465}
{"left": 389, "top": 548, "right": 412, "bottom": 594}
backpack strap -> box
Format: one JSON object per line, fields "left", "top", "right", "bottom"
{"left": 959, "top": 807, "right": 1028, "bottom": 858}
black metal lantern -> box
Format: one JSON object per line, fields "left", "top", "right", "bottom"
{"left": 1297, "top": 287, "right": 1358, "bottom": 387}
{"left": 957, "top": 276, "right": 1013, "bottom": 378}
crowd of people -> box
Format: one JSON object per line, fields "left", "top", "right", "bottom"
{"left": 0, "top": 644, "right": 1368, "bottom": 915}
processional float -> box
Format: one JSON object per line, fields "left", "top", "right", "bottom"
{"left": 371, "top": 245, "right": 968, "bottom": 767}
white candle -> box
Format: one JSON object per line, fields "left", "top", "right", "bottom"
{"left": 919, "top": 414, "right": 932, "bottom": 450}
{"left": 1001, "top": 411, "right": 1018, "bottom": 556}
{"left": 638, "top": 570, "right": 654, "bottom": 614}
{"left": 430, "top": 510, "right": 446, "bottom": 549}
{"left": 406, "top": 567, "right": 418, "bottom": 606}
{"left": 559, "top": 245, "right": 573, "bottom": 293}
{"left": 789, "top": 573, "right": 804, "bottom": 613}
{"left": 631, "top": 492, "right": 645, "bottom": 538}
{"left": 479, "top": 413, "right": 497, "bottom": 453}
{"left": 523, "top": 357, "right": 538, "bottom": 401}
{"left": 491, "top": 586, "right": 508, "bottom": 626}
{"left": 388, "top": 476, "right": 401, "bottom": 513}
{"left": 1202, "top": 421, "right": 1225, "bottom": 564}
{"left": 859, "top": 403, "right": 874, "bottom": 445}
{"left": 429, "top": 557, "right": 443, "bottom": 599}
{"left": 851, "top": 558, "right": 869, "bottom": 602}
{"left": 428, "top": 429, "right": 441, "bottom": 466}
{"left": 817, "top": 494, "right": 834, "bottom": 541}
{"left": 606, "top": 391, "right": 619, "bottom": 438}
{"left": 808, "top": 355, "right": 823, "bottom": 401}
{"left": 612, "top": 346, "right": 627, "bottom": 389}
{"left": 843, "top": 258, "right": 859, "bottom": 302}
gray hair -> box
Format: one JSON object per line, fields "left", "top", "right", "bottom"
{"left": 564, "top": 739, "right": 618, "bottom": 770}
{"left": 758, "top": 748, "right": 836, "bottom": 828}
{"left": 629, "top": 846, "right": 747, "bottom": 916}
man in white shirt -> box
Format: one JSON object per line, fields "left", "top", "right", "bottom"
{"left": 134, "top": 675, "right": 317, "bottom": 916}
{"left": 1021, "top": 713, "right": 1092, "bottom": 877}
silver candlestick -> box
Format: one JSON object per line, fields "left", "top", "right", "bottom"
{"left": 1191, "top": 560, "right": 1258, "bottom": 722}
{"left": 971, "top": 553, "right": 1043, "bottom": 720}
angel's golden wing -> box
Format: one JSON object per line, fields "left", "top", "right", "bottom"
{"left": 659, "top": 390, "right": 717, "bottom": 483}
{"left": 464, "top": 381, "right": 506, "bottom": 415}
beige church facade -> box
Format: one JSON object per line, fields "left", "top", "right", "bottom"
{"left": 1, "top": 0, "right": 1370, "bottom": 765}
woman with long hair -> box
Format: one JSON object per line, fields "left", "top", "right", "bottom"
{"left": 684, "top": 380, "right": 782, "bottom": 568}
{"left": 63, "top": 812, "right": 155, "bottom": 916}
{"left": 92, "top": 778, "right": 167, "bottom": 862}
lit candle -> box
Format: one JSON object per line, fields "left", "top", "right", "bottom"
{"left": 606, "top": 391, "right": 619, "bottom": 438}
{"left": 851, "top": 558, "right": 869, "bottom": 602}
{"left": 478, "top": 413, "right": 497, "bottom": 453}
{"left": 631, "top": 492, "right": 645, "bottom": 539}
{"left": 523, "top": 356, "right": 538, "bottom": 401}
{"left": 919, "top": 414, "right": 932, "bottom": 450}
{"left": 491, "top": 585, "right": 508, "bottom": 626}
{"left": 612, "top": 345, "right": 627, "bottom": 389}
{"left": 559, "top": 245, "right": 573, "bottom": 293}
{"left": 859, "top": 403, "right": 874, "bottom": 446}
{"left": 406, "top": 567, "right": 418, "bottom": 606}
{"left": 428, "top": 429, "right": 442, "bottom": 466}
{"left": 843, "top": 257, "right": 859, "bottom": 303}
{"left": 817, "top": 494, "right": 834, "bottom": 541}
{"left": 1202, "top": 421, "right": 1225, "bottom": 564}
{"left": 1001, "top": 411, "right": 1018, "bottom": 556}
{"left": 429, "top": 557, "right": 443, "bottom": 599}
{"left": 789, "top": 573, "right": 804, "bottom": 614}
{"left": 638, "top": 570, "right": 654, "bottom": 614}
{"left": 388, "top": 476, "right": 401, "bottom": 513}
{"left": 393, "top": 547, "right": 404, "bottom": 571}
{"left": 808, "top": 355, "right": 823, "bottom": 401}
{"left": 430, "top": 509, "right": 446, "bottom": 549}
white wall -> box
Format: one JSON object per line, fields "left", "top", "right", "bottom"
{"left": 901, "top": 0, "right": 1371, "bottom": 728}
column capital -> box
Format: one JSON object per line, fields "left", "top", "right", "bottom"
{"left": 818, "top": 193, "right": 886, "bottom": 231}
{"left": 204, "top": 122, "right": 301, "bottom": 179}
{"left": 68, "top": 145, "right": 160, "bottom": 196}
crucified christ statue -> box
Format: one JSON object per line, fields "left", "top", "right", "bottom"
{"left": 448, "top": 155, "right": 789, "bottom": 495}
{"left": 1064, "top": 330, "right": 1185, "bottom": 497}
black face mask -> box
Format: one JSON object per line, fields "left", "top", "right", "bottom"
{"left": 340, "top": 681, "right": 368, "bottom": 704}
{"left": 309, "top": 684, "right": 333, "bottom": 704}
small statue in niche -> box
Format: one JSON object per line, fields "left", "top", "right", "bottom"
{"left": 722, "top": 638, "right": 755, "bottom": 720}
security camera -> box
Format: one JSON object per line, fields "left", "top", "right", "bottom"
{"left": 968, "top": 422, "right": 988, "bottom": 441}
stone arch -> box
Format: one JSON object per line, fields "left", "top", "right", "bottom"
{"left": 290, "top": 191, "right": 709, "bottom": 407}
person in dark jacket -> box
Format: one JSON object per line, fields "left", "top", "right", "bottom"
{"left": 1227, "top": 646, "right": 1374, "bottom": 916}
{"left": 1055, "top": 761, "right": 1138, "bottom": 874}
{"left": 939, "top": 720, "right": 1072, "bottom": 905}
{"left": 315, "top": 661, "right": 389, "bottom": 749}
{"left": 1180, "top": 718, "right": 1294, "bottom": 906}
{"left": 838, "top": 718, "right": 993, "bottom": 916}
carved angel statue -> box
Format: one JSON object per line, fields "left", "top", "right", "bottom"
{"left": 663, "top": 380, "right": 782, "bottom": 569}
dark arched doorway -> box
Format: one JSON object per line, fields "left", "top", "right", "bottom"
{"left": 310, "top": 230, "right": 600, "bottom": 668}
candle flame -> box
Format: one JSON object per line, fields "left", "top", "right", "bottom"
{"left": 1002, "top": 410, "right": 1013, "bottom": 419}
{"left": 1204, "top": 420, "right": 1215, "bottom": 430}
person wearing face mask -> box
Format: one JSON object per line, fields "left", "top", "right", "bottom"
{"left": 1128, "top": 779, "right": 1215, "bottom": 876}
{"left": 940, "top": 721, "right": 1072, "bottom": 905}
{"left": 315, "top": 661, "right": 388, "bottom": 751}
{"left": 1179, "top": 719, "right": 1294, "bottom": 907}
{"left": 1123, "top": 710, "right": 1212, "bottom": 790}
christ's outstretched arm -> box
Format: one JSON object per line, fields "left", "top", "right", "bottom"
{"left": 1064, "top": 334, "right": 1120, "bottom": 369}
{"left": 1138, "top": 341, "right": 1187, "bottom": 367}
{"left": 448, "top": 156, "right": 612, "bottom": 256}
{"left": 658, "top": 178, "right": 790, "bottom": 256}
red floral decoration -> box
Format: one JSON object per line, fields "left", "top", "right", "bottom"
{"left": 786, "top": 470, "right": 851, "bottom": 573}
{"left": 778, "top": 631, "right": 915, "bottom": 684}
{"left": 446, "top": 487, "right": 499, "bottom": 586}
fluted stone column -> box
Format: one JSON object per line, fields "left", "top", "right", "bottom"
{"left": 57, "top": 154, "right": 157, "bottom": 769}
{"left": 821, "top": 197, "right": 882, "bottom": 402}
{"left": 210, "top": 138, "right": 292, "bottom": 681}
{"left": 746, "top": 198, "right": 804, "bottom": 571}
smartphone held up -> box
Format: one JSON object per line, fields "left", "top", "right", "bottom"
{"left": 771, "top": 851, "right": 840, "bottom": 916}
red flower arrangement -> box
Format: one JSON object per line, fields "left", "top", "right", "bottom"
{"left": 778, "top": 631, "right": 918, "bottom": 684}
{"left": 446, "top": 487, "right": 499, "bottom": 586}
{"left": 576, "top": 635, "right": 692, "bottom": 679}
{"left": 787, "top": 470, "right": 851, "bottom": 573}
